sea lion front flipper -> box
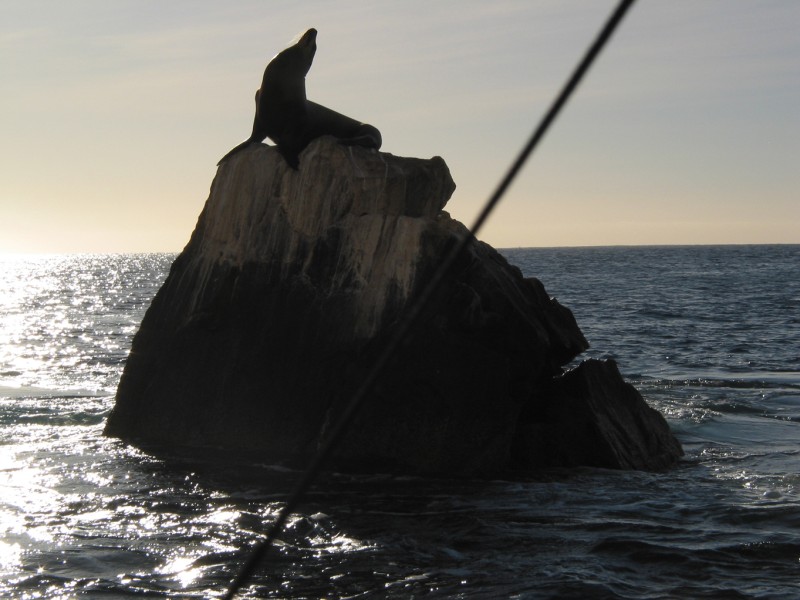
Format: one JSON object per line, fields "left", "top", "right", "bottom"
{"left": 217, "top": 90, "right": 270, "bottom": 166}
{"left": 276, "top": 145, "right": 301, "bottom": 170}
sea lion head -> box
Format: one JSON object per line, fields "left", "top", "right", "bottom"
{"left": 276, "top": 28, "right": 317, "bottom": 77}
{"left": 259, "top": 28, "right": 317, "bottom": 104}
{"left": 296, "top": 28, "right": 317, "bottom": 64}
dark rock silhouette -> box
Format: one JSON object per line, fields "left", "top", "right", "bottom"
{"left": 105, "top": 137, "right": 682, "bottom": 474}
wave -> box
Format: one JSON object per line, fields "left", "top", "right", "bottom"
{"left": 0, "top": 392, "right": 111, "bottom": 427}
{"left": 635, "top": 374, "right": 800, "bottom": 390}
{"left": 0, "top": 384, "right": 109, "bottom": 399}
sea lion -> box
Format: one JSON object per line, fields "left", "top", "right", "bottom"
{"left": 218, "top": 28, "right": 382, "bottom": 168}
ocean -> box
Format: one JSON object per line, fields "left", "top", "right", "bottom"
{"left": 1, "top": 245, "right": 798, "bottom": 599}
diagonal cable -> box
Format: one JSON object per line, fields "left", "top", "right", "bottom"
{"left": 222, "top": 1, "right": 636, "bottom": 597}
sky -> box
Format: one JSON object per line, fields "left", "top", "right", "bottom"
{"left": 1, "top": 0, "right": 798, "bottom": 253}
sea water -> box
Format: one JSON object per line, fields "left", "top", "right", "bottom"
{"left": 0, "top": 246, "right": 798, "bottom": 598}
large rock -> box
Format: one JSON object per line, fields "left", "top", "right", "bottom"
{"left": 105, "top": 136, "right": 681, "bottom": 474}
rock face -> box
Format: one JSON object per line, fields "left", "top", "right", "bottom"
{"left": 105, "top": 136, "right": 682, "bottom": 474}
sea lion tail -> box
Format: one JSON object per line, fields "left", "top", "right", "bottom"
{"left": 217, "top": 139, "right": 258, "bottom": 166}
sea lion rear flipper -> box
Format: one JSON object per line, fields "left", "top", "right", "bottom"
{"left": 337, "top": 124, "right": 382, "bottom": 150}
{"left": 305, "top": 101, "right": 382, "bottom": 150}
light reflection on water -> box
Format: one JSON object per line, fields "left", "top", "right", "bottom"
{"left": 0, "top": 254, "right": 164, "bottom": 394}
{"left": 2, "top": 404, "right": 800, "bottom": 598}
{"left": 0, "top": 249, "right": 799, "bottom": 598}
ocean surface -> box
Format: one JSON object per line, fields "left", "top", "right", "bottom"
{"left": 1, "top": 245, "right": 798, "bottom": 599}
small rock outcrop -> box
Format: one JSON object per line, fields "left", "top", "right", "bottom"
{"left": 513, "top": 359, "right": 683, "bottom": 471}
{"left": 105, "top": 137, "right": 682, "bottom": 474}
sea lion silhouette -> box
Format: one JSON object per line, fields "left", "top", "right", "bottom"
{"left": 218, "top": 28, "right": 382, "bottom": 169}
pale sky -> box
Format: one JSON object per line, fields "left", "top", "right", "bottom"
{"left": 1, "top": 0, "right": 798, "bottom": 253}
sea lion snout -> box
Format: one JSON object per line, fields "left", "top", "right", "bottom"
{"left": 299, "top": 28, "right": 317, "bottom": 47}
